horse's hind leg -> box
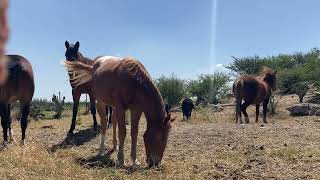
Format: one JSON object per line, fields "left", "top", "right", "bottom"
{"left": 130, "top": 108, "right": 142, "bottom": 165}
{"left": 89, "top": 94, "right": 98, "bottom": 131}
{"left": 241, "top": 102, "right": 250, "bottom": 123}
{"left": 112, "top": 110, "right": 117, "bottom": 151}
{"left": 0, "top": 103, "right": 8, "bottom": 146}
{"left": 107, "top": 106, "right": 112, "bottom": 128}
{"left": 115, "top": 109, "right": 126, "bottom": 166}
{"left": 96, "top": 100, "right": 107, "bottom": 156}
{"left": 20, "top": 102, "right": 30, "bottom": 145}
{"left": 255, "top": 104, "right": 260, "bottom": 123}
{"left": 235, "top": 98, "right": 242, "bottom": 124}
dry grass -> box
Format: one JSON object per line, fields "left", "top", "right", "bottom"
{"left": 1, "top": 95, "right": 320, "bottom": 179}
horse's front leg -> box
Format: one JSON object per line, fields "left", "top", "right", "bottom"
{"left": 255, "top": 104, "right": 260, "bottom": 123}
{"left": 7, "top": 104, "right": 14, "bottom": 142}
{"left": 68, "top": 91, "right": 80, "bottom": 135}
{"left": 130, "top": 109, "right": 142, "bottom": 166}
{"left": 241, "top": 102, "right": 250, "bottom": 124}
{"left": 263, "top": 98, "right": 269, "bottom": 123}
{"left": 107, "top": 106, "right": 112, "bottom": 128}
{"left": 89, "top": 94, "right": 98, "bottom": 131}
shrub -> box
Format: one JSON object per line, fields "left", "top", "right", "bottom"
{"left": 187, "top": 73, "right": 230, "bottom": 104}
{"left": 156, "top": 74, "right": 186, "bottom": 106}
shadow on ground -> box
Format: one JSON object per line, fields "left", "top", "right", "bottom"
{"left": 75, "top": 150, "right": 115, "bottom": 169}
{"left": 48, "top": 126, "right": 100, "bottom": 152}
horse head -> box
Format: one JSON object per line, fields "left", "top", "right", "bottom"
{"left": 143, "top": 113, "right": 176, "bottom": 168}
{"left": 261, "top": 66, "right": 277, "bottom": 91}
{"left": 64, "top": 41, "right": 80, "bottom": 61}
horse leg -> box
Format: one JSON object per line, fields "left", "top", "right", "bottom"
{"left": 0, "top": 103, "right": 8, "bottom": 146}
{"left": 20, "top": 102, "right": 30, "bottom": 146}
{"left": 241, "top": 102, "right": 250, "bottom": 123}
{"left": 89, "top": 94, "right": 98, "bottom": 131}
{"left": 115, "top": 109, "right": 126, "bottom": 166}
{"left": 235, "top": 97, "right": 242, "bottom": 124}
{"left": 112, "top": 110, "right": 117, "bottom": 151}
{"left": 263, "top": 98, "right": 269, "bottom": 123}
{"left": 7, "top": 104, "right": 14, "bottom": 142}
{"left": 96, "top": 100, "right": 107, "bottom": 156}
{"left": 107, "top": 106, "right": 112, "bottom": 128}
{"left": 255, "top": 104, "right": 260, "bottom": 123}
{"left": 130, "top": 109, "right": 142, "bottom": 165}
{"left": 68, "top": 92, "right": 80, "bottom": 135}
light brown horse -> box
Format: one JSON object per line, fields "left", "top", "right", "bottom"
{"left": 0, "top": 0, "right": 9, "bottom": 85}
{"left": 233, "top": 67, "right": 277, "bottom": 124}
{"left": 65, "top": 56, "right": 176, "bottom": 167}
{"left": 0, "top": 55, "right": 34, "bottom": 145}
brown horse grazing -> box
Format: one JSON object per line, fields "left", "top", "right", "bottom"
{"left": 0, "top": 55, "right": 34, "bottom": 146}
{"left": 0, "top": 0, "right": 10, "bottom": 85}
{"left": 65, "top": 56, "right": 176, "bottom": 167}
{"left": 233, "top": 67, "right": 277, "bottom": 124}
{"left": 64, "top": 41, "right": 112, "bottom": 134}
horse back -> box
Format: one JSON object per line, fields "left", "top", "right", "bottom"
{"left": 233, "top": 75, "right": 267, "bottom": 104}
{"left": 1, "top": 55, "right": 35, "bottom": 103}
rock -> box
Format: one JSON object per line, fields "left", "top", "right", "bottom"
{"left": 303, "top": 84, "right": 320, "bottom": 104}
{"left": 286, "top": 103, "right": 312, "bottom": 116}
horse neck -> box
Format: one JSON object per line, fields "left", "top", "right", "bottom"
{"left": 78, "top": 52, "right": 93, "bottom": 65}
{"left": 141, "top": 87, "right": 166, "bottom": 130}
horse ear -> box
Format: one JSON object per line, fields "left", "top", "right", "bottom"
{"left": 75, "top": 41, "right": 80, "bottom": 49}
{"left": 65, "top": 41, "right": 69, "bottom": 48}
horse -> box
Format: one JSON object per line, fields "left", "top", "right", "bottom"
{"left": 182, "top": 98, "right": 194, "bottom": 121}
{"left": 64, "top": 41, "right": 112, "bottom": 134}
{"left": 0, "top": 55, "right": 34, "bottom": 146}
{"left": 0, "top": 0, "right": 9, "bottom": 85}
{"left": 233, "top": 66, "right": 277, "bottom": 124}
{"left": 64, "top": 56, "right": 176, "bottom": 167}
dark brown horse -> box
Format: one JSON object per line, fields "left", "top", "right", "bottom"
{"left": 233, "top": 67, "right": 277, "bottom": 124}
{"left": 0, "top": 55, "right": 34, "bottom": 146}
{"left": 64, "top": 41, "right": 112, "bottom": 134}
{"left": 64, "top": 56, "right": 176, "bottom": 167}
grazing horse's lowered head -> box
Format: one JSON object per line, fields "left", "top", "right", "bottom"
{"left": 65, "top": 41, "right": 80, "bottom": 61}
{"left": 144, "top": 113, "right": 176, "bottom": 167}
{"left": 233, "top": 66, "right": 277, "bottom": 124}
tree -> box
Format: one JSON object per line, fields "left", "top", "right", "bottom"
{"left": 156, "top": 74, "right": 186, "bottom": 106}
{"left": 187, "top": 73, "right": 230, "bottom": 104}
{"left": 226, "top": 56, "right": 266, "bottom": 75}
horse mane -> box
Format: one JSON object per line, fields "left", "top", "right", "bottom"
{"left": 122, "top": 58, "right": 166, "bottom": 120}
{"left": 259, "top": 66, "right": 274, "bottom": 77}
{"left": 77, "top": 52, "right": 95, "bottom": 65}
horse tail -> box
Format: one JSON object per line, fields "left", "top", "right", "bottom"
{"left": 233, "top": 79, "right": 243, "bottom": 122}
{"left": 64, "top": 61, "right": 94, "bottom": 87}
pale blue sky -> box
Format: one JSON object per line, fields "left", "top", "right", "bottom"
{"left": 6, "top": 0, "right": 320, "bottom": 101}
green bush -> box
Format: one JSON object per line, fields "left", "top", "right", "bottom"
{"left": 155, "top": 74, "right": 186, "bottom": 106}
{"left": 187, "top": 73, "right": 230, "bottom": 104}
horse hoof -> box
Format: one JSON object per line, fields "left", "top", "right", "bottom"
{"left": 115, "top": 160, "right": 125, "bottom": 167}
{"left": 67, "top": 131, "right": 74, "bottom": 136}
{"left": 21, "top": 140, "right": 26, "bottom": 146}
{"left": 1, "top": 141, "right": 8, "bottom": 149}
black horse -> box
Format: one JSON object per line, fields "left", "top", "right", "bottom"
{"left": 64, "top": 41, "right": 112, "bottom": 135}
{"left": 182, "top": 98, "right": 194, "bottom": 121}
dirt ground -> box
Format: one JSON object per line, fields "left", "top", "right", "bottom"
{"left": 0, "top": 95, "right": 320, "bottom": 179}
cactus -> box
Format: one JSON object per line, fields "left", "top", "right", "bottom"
{"left": 52, "top": 92, "right": 65, "bottom": 119}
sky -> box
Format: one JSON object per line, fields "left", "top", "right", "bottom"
{"left": 6, "top": 0, "right": 320, "bottom": 101}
